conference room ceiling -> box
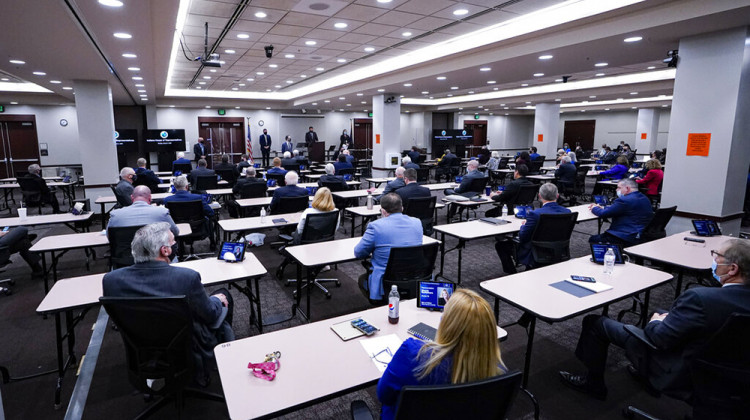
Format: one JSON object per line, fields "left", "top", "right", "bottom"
{"left": 1, "top": 0, "right": 750, "bottom": 115}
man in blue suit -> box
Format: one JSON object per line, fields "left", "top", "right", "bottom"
{"left": 269, "top": 171, "right": 308, "bottom": 214}
{"left": 589, "top": 178, "right": 653, "bottom": 246}
{"left": 259, "top": 129, "right": 272, "bottom": 167}
{"left": 342, "top": 149, "right": 355, "bottom": 165}
{"left": 173, "top": 152, "right": 191, "bottom": 166}
{"left": 382, "top": 167, "right": 406, "bottom": 195}
{"left": 407, "top": 146, "right": 420, "bottom": 163}
{"left": 333, "top": 154, "right": 354, "bottom": 173}
{"left": 134, "top": 157, "right": 162, "bottom": 192}
{"left": 444, "top": 160, "right": 487, "bottom": 219}
{"left": 395, "top": 168, "right": 430, "bottom": 208}
{"left": 401, "top": 156, "right": 420, "bottom": 170}
{"left": 189, "top": 159, "right": 216, "bottom": 187}
{"left": 281, "top": 135, "right": 294, "bottom": 154}
{"left": 163, "top": 175, "right": 215, "bottom": 250}
{"left": 354, "top": 193, "right": 423, "bottom": 304}
{"left": 494, "top": 183, "right": 570, "bottom": 273}
{"left": 102, "top": 222, "right": 233, "bottom": 386}
{"left": 560, "top": 239, "right": 750, "bottom": 402}
{"left": 555, "top": 155, "right": 577, "bottom": 187}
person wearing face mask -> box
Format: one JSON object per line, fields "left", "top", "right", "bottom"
{"left": 588, "top": 178, "right": 653, "bottom": 246}
{"left": 340, "top": 129, "right": 353, "bottom": 150}
{"left": 106, "top": 185, "right": 180, "bottom": 239}
{"left": 560, "top": 239, "right": 750, "bottom": 401}
{"left": 103, "top": 222, "right": 234, "bottom": 387}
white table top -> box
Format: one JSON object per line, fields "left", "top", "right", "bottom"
{"left": 527, "top": 174, "right": 555, "bottom": 181}
{"left": 268, "top": 181, "right": 360, "bottom": 193}
{"left": 365, "top": 177, "right": 396, "bottom": 183}
{"left": 215, "top": 299, "right": 507, "bottom": 420}
{"left": 29, "top": 223, "right": 192, "bottom": 252}
{"left": 442, "top": 197, "right": 495, "bottom": 207}
{"left": 0, "top": 181, "right": 76, "bottom": 189}
{"left": 219, "top": 212, "right": 303, "bottom": 232}
{"left": 95, "top": 193, "right": 172, "bottom": 204}
{"left": 480, "top": 256, "right": 673, "bottom": 322}
{"left": 286, "top": 236, "right": 439, "bottom": 267}
{"left": 0, "top": 176, "right": 62, "bottom": 182}
{"left": 624, "top": 231, "right": 738, "bottom": 271}
{"left": 36, "top": 253, "right": 267, "bottom": 314}
{"left": 3, "top": 212, "right": 93, "bottom": 227}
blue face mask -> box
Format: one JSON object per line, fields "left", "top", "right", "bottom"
{"left": 711, "top": 260, "right": 728, "bottom": 283}
{"left": 616, "top": 190, "right": 623, "bottom": 198}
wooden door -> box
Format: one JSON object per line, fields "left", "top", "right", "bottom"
{"left": 563, "top": 120, "right": 596, "bottom": 150}
{"left": 464, "top": 121, "right": 487, "bottom": 147}
{"left": 198, "top": 117, "right": 245, "bottom": 167}
{"left": 353, "top": 118, "right": 372, "bottom": 160}
{"left": 0, "top": 115, "right": 41, "bottom": 177}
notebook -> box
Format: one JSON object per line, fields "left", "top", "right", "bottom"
{"left": 563, "top": 278, "right": 613, "bottom": 293}
{"left": 479, "top": 218, "right": 510, "bottom": 226}
{"left": 407, "top": 322, "right": 437, "bottom": 342}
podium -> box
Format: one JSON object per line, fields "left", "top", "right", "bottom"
{"left": 309, "top": 142, "right": 325, "bottom": 163}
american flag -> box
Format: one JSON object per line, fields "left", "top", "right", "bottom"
{"left": 246, "top": 119, "right": 254, "bottom": 162}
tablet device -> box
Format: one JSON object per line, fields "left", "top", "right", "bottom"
{"left": 691, "top": 220, "right": 721, "bottom": 237}
{"left": 62, "top": 175, "right": 72, "bottom": 183}
{"left": 417, "top": 281, "right": 456, "bottom": 311}
{"left": 217, "top": 241, "right": 246, "bottom": 262}
{"left": 589, "top": 243, "right": 625, "bottom": 264}
{"left": 593, "top": 195, "right": 608, "bottom": 206}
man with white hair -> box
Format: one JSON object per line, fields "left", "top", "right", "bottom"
{"left": 173, "top": 151, "right": 191, "bottom": 166}
{"left": 402, "top": 156, "right": 419, "bottom": 170}
{"left": 163, "top": 175, "right": 216, "bottom": 250}
{"left": 134, "top": 157, "right": 161, "bottom": 192}
{"left": 281, "top": 151, "right": 297, "bottom": 167}
{"left": 318, "top": 163, "right": 347, "bottom": 190}
{"left": 293, "top": 149, "right": 308, "bottom": 166}
{"left": 486, "top": 151, "right": 501, "bottom": 171}
{"left": 25, "top": 163, "right": 62, "bottom": 213}
{"left": 555, "top": 155, "right": 577, "bottom": 186}
{"left": 444, "top": 159, "right": 485, "bottom": 196}
{"left": 232, "top": 167, "right": 266, "bottom": 195}
{"left": 102, "top": 222, "right": 233, "bottom": 386}
{"left": 589, "top": 178, "right": 653, "bottom": 246}
{"left": 383, "top": 167, "right": 406, "bottom": 195}
{"left": 342, "top": 149, "right": 355, "bottom": 165}
{"left": 115, "top": 167, "right": 136, "bottom": 206}
{"left": 269, "top": 171, "right": 308, "bottom": 214}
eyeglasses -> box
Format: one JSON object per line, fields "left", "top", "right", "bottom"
{"left": 370, "top": 348, "right": 393, "bottom": 366}
{"left": 710, "top": 250, "right": 726, "bottom": 259}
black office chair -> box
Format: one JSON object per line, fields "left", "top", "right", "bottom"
{"left": 514, "top": 184, "right": 540, "bottom": 207}
{"left": 214, "top": 169, "right": 237, "bottom": 187}
{"left": 382, "top": 242, "right": 440, "bottom": 300}
{"left": 622, "top": 313, "right": 750, "bottom": 420}
{"left": 132, "top": 174, "right": 161, "bottom": 194}
{"left": 266, "top": 173, "right": 286, "bottom": 187}
{"left": 17, "top": 176, "right": 45, "bottom": 214}
{"left": 0, "top": 246, "right": 15, "bottom": 296}
{"left": 165, "top": 200, "right": 213, "bottom": 260}
{"left": 108, "top": 225, "right": 145, "bottom": 269}
{"left": 527, "top": 212, "right": 578, "bottom": 268}
{"left": 282, "top": 163, "right": 300, "bottom": 173}
{"left": 100, "top": 296, "right": 225, "bottom": 420}
{"left": 637, "top": 206, "right": 675, "bottom": 244}
{"left": 193, "top": 175, "right": 218, "bottom": 193}
{"left": 351, "top": 371, "right": 524, "bottom": 420}
{"left": 236, "top": 182, "right": 268, "bottom": 199}
{"left": 273, "top": 195, "right": 309, "bottom": 215}
{"left": 320, "top": 180, "right": 350, "bottom": 213}
{"left": 110, "top": 184, "right": 131, "bottom": 208}
{"left": 172, "top": 163, "right": 192, "bottom": 175}
{"left": 338, "top": 168, "right": 355, "bottom": 179}
{"left": 528, "top": 160, "right": 544, "bottom": 175}
{"left": 278, "top": 211, "right": 341, "bottom": 298}
{"left": 415, "top": 168, "right": 430, "bottom": 184}
{"left": 404, "top": 196, "right": 437, "bottom": 236}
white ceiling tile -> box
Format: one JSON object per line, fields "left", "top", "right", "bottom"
{"left": 189, "top": 1, "right": 237, "bottom": 18}
{"left": 268, "top": 24, "right": 310, "bottom": 37}
{"left": 372, "top": 10, "right": 425, "bottom": 27}
{"left": 353, "top": 22, "right": 402, "bottom": 37}
{"left": 408, "top": 15, "right": 453, "bottom": 31}
{"left": 291, "top": 0, "right": 349, "bottom": 17}
{"left": 334, "top": 4, "right": 389, "bottom": 21}
{"left": 396, "top": 0, "right": 456, "bottom": 15}
{"left": 232, "top": 20, "right": 275, "bottom": 33}
{"left": 502, "top": 0, "right": 568, "bottom": 15}
{"left": 304, "top": 28, "right": 346, "bottom": 41}
{"left": 278, "top": 12, "right": 329, "bottom": 28}
{"left": 324, "top": 41, "right": 362, "bottom": 51}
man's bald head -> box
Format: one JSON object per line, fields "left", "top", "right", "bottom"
{"left": 131, "top": 185, "right": 152, "bottom": 203}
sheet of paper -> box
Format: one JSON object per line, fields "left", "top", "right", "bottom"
{"left": 360, "top": 334, "right": 404, "bottom": 373}
{"left": 564, "top": 278, "right": 613, "bottom": 293}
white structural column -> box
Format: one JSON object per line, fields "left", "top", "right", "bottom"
{"left": 371, "top": 94, "right": 401, "bottom": 178}
{"left": 73, "top": 80, "right": 119, "bottom": 213}
{"left": 634, "top": 108, "right": 659, "bottom": 154}
{"left": 662, "top": 26, "right": 750, "bottom": 235}
{"left": 532, "top": 103, "right": 561, "bottom": 161}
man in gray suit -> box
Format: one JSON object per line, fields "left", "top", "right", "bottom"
{"left": 107, "top": 185, "right": 179, "bottom": 237}
{"left": 114, "top": 167, "right": 136, "bottom": 206}
{"left": 102, "top": 223, "right": 233, "bottom": 386}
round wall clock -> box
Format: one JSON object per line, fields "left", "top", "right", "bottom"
{"left": 60, "top": 119, "right": 68, "bottom": 127}
{"left": 258, "top": 120, "right": 265, "bottom": 127}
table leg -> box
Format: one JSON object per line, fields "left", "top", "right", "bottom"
{"left": 306, "top": 267, "right": 313, "bottom": 322}
{"left": 439, "top": 232, "right": 446, "bottom": 277}
{"left": 351, "top": 214, "right": 355, "bottom": 238}
{"left": 253, "top": 277, "right": 263, "bottom": 334}
{"left": 100, "top": 203, "right": 106, "bottom": 229}
{"left": 674, "top": 269, "right": 684, "bottom": 299}
{"left": 42, "top": 252, "right": 50, "bottom": 295}
{"left": 522, "top": 316, "right": 537, "bottom": 389}
{"left": 494, "top": 297, "right": 500, "bottom": 322}
{"left": 457, "top": 239, "right": 464, "bottom": 285}
{"left": 54, "top": 313, "right": 64, "bottom": 409}
{"left": 641, "top": 290, "right": 651, "bottom": 328}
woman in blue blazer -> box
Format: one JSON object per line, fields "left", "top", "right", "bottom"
{"left": 599, "top": 155, "right": 629, "bottom": 180}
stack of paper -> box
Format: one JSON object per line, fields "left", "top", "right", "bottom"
{"left": 564, "top": 278, "right": 613, "bottom": 293}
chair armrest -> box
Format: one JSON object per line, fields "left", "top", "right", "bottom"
{"left": 623, "top": 325, "right": 658, "bottom": 350}
{"left": 350, "top": 400, "right": 374, "bottom": 420}
{"left": 279, "top": 234, "right": 294, "bottom": 242}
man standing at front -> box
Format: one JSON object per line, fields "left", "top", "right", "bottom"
{"left": 259, "top": 129, "right": 272, "bottom": 167}
{"left": 305, "top": 126, "right": 318, "bottom": 147}
{"left": 354, "top": 193, "right": 423, "bottom": 304}
{"left": 102, "top": 222, "right": 234, "bottom": 386}
{"left": 193, "top": 137, "right": 209, "bottom": 164}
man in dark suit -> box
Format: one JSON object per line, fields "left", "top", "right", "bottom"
{"left": 383, "top": 167, "right": 406, "bottom": 195}
{"left": 193, "top": 137, "right": 210, "bottom": 164}
{"left": 407, "top": 146, "right": 420, "bottom": 163}
{"left": 172, "top": 152, "right": 192, "bottom": 174}
{"left": 436, "top": 149, "right": 458, "bottom": 182}
{"left": 213, "top": 154, "right": 239, "bottom": 177}
{"left": 560, "top": 239, "right": 750, "bottom": 401}
{"left": 24, "top": 164, "right": 62, "bottom": 213}
{"left": 189, "top": 159, "right": 216, "bottom": 187}
{"left": 258, "top": 129, "right": 271, "bottom": 167}
{"left": 269, "top": 171, "right": 308, "bottom": 214}
{"left": 292, "top": 150, "right": 307, "bottom": 165}
{"left": 114, "top": 167, "right": 136, "bottom": 206}
{"left": 555, "top": 155, "right": 577, "bottom": 187}
{"left": 495, "top": 183, "right": 570, "bottom": 273}
{"left": 444, "top": 160, "right": 485, "bottom": 196}
{"left": 589, "top": 178, "right": 653, "bottom": 246}
{"left": 0, "top": 227, "right": 43, "bottom": 277}
{"left": 102, "top": 222, "right": 233, "bottom": 386}
{"left": 333, "top": 154, "right": 353, "bottom": 173}
{"left": 280, "top": 151, "right": 297, "bottom": 167}
{"left": 134, "top": 158, "right": 161, "bottom": 193}
{"left": 396, "top": 168, "right": 430, "bottom": 207}
{"left": 601, "top": 147, "right": 617, "bottom": 164}
{"left": 489, "top": 164, "right": 534, "bottom": 215}
{"left": 232, "top": 167, "right": 267, "bottom": 195}
{"left": 281, "top": 136, "right": 294, "bottom": 155}
{"left": 318, "top": 163, "right": 347, "bottom": 190}
{"left": 163, "top": 175, "right": 215, "bottom": 250}
{"left": 402, "top": 156, "right": 420, "bottom": 170}
{"left": 237, "top": 154, "right": 251, "bottom": 173}
{"left": 305, "top": 126, "right": 318, "bottom": 146}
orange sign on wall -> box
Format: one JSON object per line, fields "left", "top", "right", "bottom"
{"left": 537, "top": 134, "right": 543, "bottom": 142}
{"left": 640, "top": 133, "right": 647, "bottom": 139}
{"left": 375, "top": 134, "right": 381, "bottom": 144}
{"left": 686, "top": 133, "right": 711, "bottom": 156}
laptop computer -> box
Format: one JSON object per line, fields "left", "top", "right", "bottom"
{"left": 691, "top": 220, "right": 722, "bottom": 237}
{"left": 589, "top": 243, "right": 625, "bottom": 264}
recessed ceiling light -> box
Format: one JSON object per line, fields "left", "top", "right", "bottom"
{"left": 140, "top": 98, "right": 147, "bottom": 101}
{"left": 113, "top": 32, "right": 132, "bottom": 39}
{"left": 9, "top": 59, "right": 25, "bottom": 65}
{"left": 555, "top": 78, "right": 563, "bottom": 82}
{"left": 169, "top": 105, "right": 175, "bottom": 108}
{"left": 135, "top": 84, "right": 144, "bottom": 87}
{"left": 338, "top": 97, "right": 345, "bottom": 100}
{"left": 131, "top": 76, "right": 143, "bottom": 80}
{"left": 269, "top": 64, "right": 278, "bottom": 68}
{"left": 447, "top": 94, "right": 453, "bottom": 97}
{"left": 265, "top": 107, "right": 271, "bottom": 110}
{"left": 595, "top": 62, "right": 608, "bottom": 67}
{"left": 198, "top": 82, "right": 206, "bottom": 85}
{"left": 554, "top": 98, "right": 561, "bottom": 101}
{"left": 539, "top": 54, "right": 553, "bottom": 60}
{"left": 235, "top": 106, "right": 241, "bottom": 109}
{"left": 205, "top": 106, "right": 211, "bottom": 109}
{"left": 122, "top": 53, "right": 137, "bottom": 58}
{"left": 140, "top": 94, "right": 147, "bottom": 97}
{"left": 246, "top": 78, "right": 254, "bottom": 82}
{"left": 647, "top": 66, "right": 656, "bottom": 70}
{"left": 33, "top": 71, "right": 46, "bottom": 76}
{"left": 255, "top": 11, "right": 267, "bottom": 18}
{"left": 468, "top": 91, "right": 474, "bottom": 94}
{"left": 429, "top": 96, "right": 434, "bottom": 99}
{"left": 274, "top": 85, "right": 281, "bottom": 88}
{"left": 232, "top": 87, "right": 238, "bottom": 90}
{"left": 595, "top": 73, "right": 605, "bottom": 77}
{"left": 377, "top": 0, "right": 392, "bottom": 3}
{"left": 239, "top": 83, "right": 245, "bottom": 86}
{"left": 50, "top": 80, "right": 61, "bottom": 84}
{"left": 98, "top": 0, "right": 123, "bottom": 6}
{"left": 533, "top": 73, "right": 544, "bottom": 77}
{"left": 525, "top": 101, "right": 531, "bottom": 104}
{"left": 256, "top": 72, "right": 264, "bottom": 75}
{"left": 286, "top": 80, "right": 293, "bottom": 84}
{"left": 195, "top": 86, "right": 201, "bottom": 89}
{"left": 361, "top": 101, "right": 366, "bottom": 104}
{"left": 632, "top": 106, "right": 638, "bottom": 109}
{"left": 403, "top": 83, "right": 412, "bottom": 87}
{"left": 346, "top": 104, "right": 351, "bottom": 106}
{"left": 312, "top": 102, "right": 317, "bottom": 105}
{"left": 436, "top": 76, "right": 447, "bottom": 81}
{"left": 581, "top": 110, "right": 586, "bottom": 112}
{"left": 479, "top": 67, "right": 491, "bottom": 72}
{"left": 402, "top": 32, "right": 412, "bottom": 37}
{"left": 334, "top": 22, "right": 348, "bottom": 29}
{"left": 493, "top": 87, "right": 498, "bottom": 91}
{"left": 624, "top": 36, "right": 642, "bottom": 43}
{"left": 225, "top": 49, "right": 235, "bottom": 54}
{"left": 285, "top": 54, "right": 295, "bottom": 58}
{"left": 364, "top": 47, "right": 375, "bottom": 52}
{"left": 324, "top": 100, "right": 331, "bottom": 103}
{"left": 453, "top": 9, "right": 469, "bottom": 16}
{"left": 377, "top": 89, "right": 385, "bottom": 92}
{"left": 300, "top": 74, "right": 307, "bottom": 78}
{"left": 138, "top": 89, "right": 146, "bottom": 93}
{"left": 203, "top": 76, "right": 211, "bottom": 79}
{"left": 266, "top": 89, "right": 271, "bottom": 92}
{"left": 128, "top": 67, "right": 140, "bottom": 71}
{"left": 421, "top": 91, "right": 428, "bottom": 94}
{"left": 521, "top": 83, "right": 529, "bottom": 87}
{"left": 305, "top": 40, "right": 317, "bottom": 46}
{"left": 450, "top": 86, "right": 458, "bottom": 90}
{"left": 62, "top": 86, "right": 73, "bottom": 90}
{"left": 356, "top": 93, "right": 363, "bottom": 96}
{"left": 605, "top": 108, "right": 610, "bottom": 111}
{"left": 209, "top": 69, "right": 216, "bottom": 73}
{"left": 337, "top": 58, "right": 347, "bottom": 63}
{"left": 237, "top": 33, "right": 250, "bottom": 39}
{"left": 630, "top": 92, "right": 638, "bottom": 95}
{"left": 589, "top": 95, "right": 596, "bottom": 98}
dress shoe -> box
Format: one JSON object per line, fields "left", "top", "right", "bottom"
{"left": 558, "top": 371, "right": 607, "bottom": 400}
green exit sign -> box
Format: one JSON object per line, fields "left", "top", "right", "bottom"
{"left": 368, "top": 112, "right": 373, "bottom": 117}
{"left": 0, "top": 105, "right": 4, "bottom": 113}
{"left": 474, "top": 114, "right": 480, "bottom": 119}
{"left": 218, "top": 109, "right": 226, "bottom": 115}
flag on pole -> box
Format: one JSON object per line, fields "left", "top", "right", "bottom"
{"left": 246, "top": 119, "right": 254, "bottom": 163}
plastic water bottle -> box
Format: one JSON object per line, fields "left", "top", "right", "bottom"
{"left": 260, "top": 207, "right": 266, "bottom": 223}
{"left": 501, "top": 204, "right": 508, "bottom": 220}
{"left": 603, "top": 248, "right": 615, "bottom": 275}
{"left": 388, "top": 285, "right": 400, "bottom": 324}
{"left": 366, "top": 192, "right": 373, "bottom": 210}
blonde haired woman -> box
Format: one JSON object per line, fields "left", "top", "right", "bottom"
{"left": 377, "top": 289, "right": 506, "bottom": 419}
{"left": 296, "top": 187, "right": 338, "bottom": 235}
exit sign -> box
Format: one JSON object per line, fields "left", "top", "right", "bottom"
{"left": 218, "top": 109, "right": 226, "bottom": 115}
{"left": 0, "top": 105, "right": 4, "bottom": 112}
{"left": 474, "top": 114, "right": 480, "bottom": 119}
{"left": 368, "top": 112, "right": 373, "bottom": 117}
